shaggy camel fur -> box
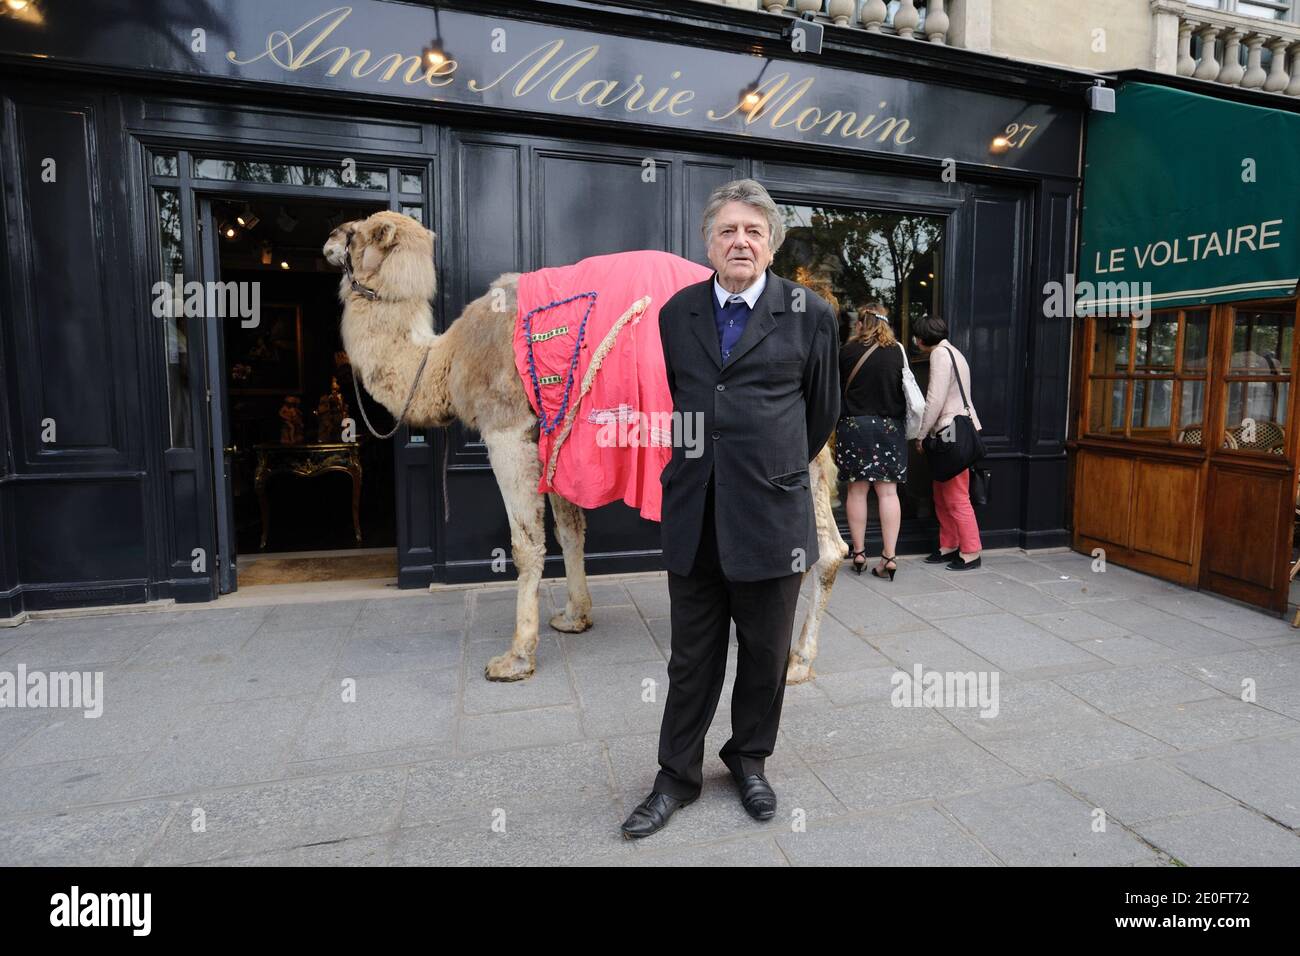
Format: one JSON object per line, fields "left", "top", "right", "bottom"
{"left": 325, "top": 210, "right": 846, "bottom": 683}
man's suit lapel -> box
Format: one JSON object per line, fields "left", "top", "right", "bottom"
{"left": 686, "top": 279, "right": 722, "bottom": 370}
{"left": 720, "top": 269, "right": 783, "bottom": 373}
{"left": 685, "top": 269, "right": 785, "bottom": 374}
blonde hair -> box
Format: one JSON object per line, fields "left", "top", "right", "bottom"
{"left": 849, "top": 308, "right": 896, "bottom": 349}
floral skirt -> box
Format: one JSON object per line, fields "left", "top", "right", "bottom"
{"left": 833, "top": 414, "right": 907, "bottom": 482}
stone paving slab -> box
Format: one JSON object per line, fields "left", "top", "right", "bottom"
{"left": 1171, "top": 733, "right": 1300, "bottom": 828}
{"left": 1056, "top": 759, "right": 1239, "bottom": 826}
{"left": 1134, "top": 806, "right": 1300, "bottom": 867}
{"left": 775, "top": 804, "right": 1001, "bottom": 866}
{"left": 2, "top": 548, "right": 1300, "bottom": 865}
{"left": 941, "top": 780, "right": 1161, "bottom": 866}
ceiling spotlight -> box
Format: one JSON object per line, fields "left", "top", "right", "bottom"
{"left": 276, "top": 206, "right": 298, "bottom": 233}
{"left": 220, "top": 221, "right": 238, "bottom": 239}
{"left": 279, "top": 260, "right": 290, "bottom": 270}
{"left": 235, "top": 204, "right": 259, "bottom": 229}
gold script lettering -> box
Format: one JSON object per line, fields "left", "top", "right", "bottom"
{"left": 228, "top": 7, "right": 456, "bottom": 87}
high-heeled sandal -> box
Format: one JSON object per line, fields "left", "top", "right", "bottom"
{"left": 871, "top": 554, "right": 898, "bottom": 581}
{"left": 848, "top": 549, "right": 868, "bottom": 574}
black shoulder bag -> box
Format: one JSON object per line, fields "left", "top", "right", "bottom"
{"left": 921, "top": 345, "right": 986, "bottom": 483}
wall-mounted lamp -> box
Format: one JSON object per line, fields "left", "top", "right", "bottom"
{"left": 1088, "top": 80, "right": 1116, "bottom": 113}
{"left": 783, "top": 12, "right": 824, "bottom": 55}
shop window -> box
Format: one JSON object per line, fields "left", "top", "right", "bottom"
{"left": 1222, "top": 307, "right": 1293, "bottom": 455}
{"left": 193, "top": 156, "right": 388, "bottom": 191}
{"left": 1085, "top": 308, "right": 1210, "bottom": 444}
{"left": 772, "top": 203, "right": 944, "bottom": 353}
{"left": 155, "top": 188, "right": 192, "bottom": 448}
{"left": 400, "top": 205, "right": 423, "bottom": 223}
{"left": 399, "top": 171, "right": 423, "bottom": 194}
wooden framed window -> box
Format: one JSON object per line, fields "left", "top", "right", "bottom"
{"left": 1220, "top": 305, "right": 1295, "bottom": 456}
{"left": 1085, "top": 308, "right": 1210, "bottom": 444}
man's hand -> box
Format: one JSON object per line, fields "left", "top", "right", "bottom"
{"left": 912, "top": 439, "right": 925, "bottom": 455}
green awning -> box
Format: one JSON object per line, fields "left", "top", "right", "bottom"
{"left": 1078, "top": 82, "right": 1299, "bottom": 312}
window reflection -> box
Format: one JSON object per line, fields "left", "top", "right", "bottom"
{"left": 157, "top": 188, "right": 192, "bottom": 448}
{"left": 194, "top": 157, "right": 388, "bottom": 191}
{"left": 773, "top": 202, "right": 946, "bottom": 529}
{"left": 774, "top": 204, "right": 944, "bottom": 353}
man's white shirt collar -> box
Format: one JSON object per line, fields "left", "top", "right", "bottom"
{"left": 713, "top": 270, "right": 766, "bottom": 310}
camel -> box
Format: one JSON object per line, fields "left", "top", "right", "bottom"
{"left": 324, "top": 210, "right": 847, "bottom": 683}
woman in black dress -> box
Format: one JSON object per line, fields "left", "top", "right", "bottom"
{"left": 835, "top": 302, "right": 907, "bottom": 579}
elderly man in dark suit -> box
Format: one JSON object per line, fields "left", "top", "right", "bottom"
{"left": 621, "top": 179, "right": 840, "bottom": 838}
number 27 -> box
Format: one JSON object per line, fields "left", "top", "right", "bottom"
{"left": 1003, "top": 123, "right": 1037, "bottom": 148}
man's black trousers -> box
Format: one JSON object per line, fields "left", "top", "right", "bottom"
{"left": 653, "top": 476, "right": 803, "bottom": 800}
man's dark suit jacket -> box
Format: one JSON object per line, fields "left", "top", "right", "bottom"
{"left": 658, "top": 267, "right": 840, "bottom": 582}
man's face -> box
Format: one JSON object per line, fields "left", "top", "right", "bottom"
{"left": 707, "top": 200, "right": 774, "bottom": 290}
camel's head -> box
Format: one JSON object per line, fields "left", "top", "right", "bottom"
{"left": 322, "top": 219, "right": 360, "bottom": 268}
{"left": 324, "top": 210, "right": 437, "bottom": 303}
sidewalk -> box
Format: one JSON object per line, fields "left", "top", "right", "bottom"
{"left": 1, "top": 548, "right": 1298, "bottom": 866}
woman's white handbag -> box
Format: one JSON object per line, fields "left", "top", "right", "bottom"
{"left": 900, "top": 343, "right": 926, "bottom": 439}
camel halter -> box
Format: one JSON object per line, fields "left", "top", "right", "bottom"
{"left": 342, "top": 226, "right": 380, "bottom": 301}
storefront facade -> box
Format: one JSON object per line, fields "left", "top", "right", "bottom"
{"left": 1072, "top": 80, "right": 1300, "bottom": 613}
{"left": 0, "top": 0, "right": 1090, "bottom": 615}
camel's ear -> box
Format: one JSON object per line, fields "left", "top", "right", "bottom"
{"left": 376, "top": 222, "right": 399, "bottom": 249}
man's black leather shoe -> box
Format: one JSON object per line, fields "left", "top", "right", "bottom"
{"left": 924, "top": 549, "right": 958, "bottom": 564}
{"left": 736, "top": 773, "right": 777, "bottom": 820}
{"left": 620, "top": 790, "right": 693, "bottom": 838}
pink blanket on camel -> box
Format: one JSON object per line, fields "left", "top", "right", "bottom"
{"left": 512, "top": 250, "right": 711, "bottom": 522}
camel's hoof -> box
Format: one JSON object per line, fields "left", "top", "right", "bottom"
{"left": 484, "top": 652, "right": 536, "bottom": 682}
{"left": 786, "top": 659, "right": 814, "bottom": 685}
{"left": 549, "top": 610, "right": 593, "bottom": 633}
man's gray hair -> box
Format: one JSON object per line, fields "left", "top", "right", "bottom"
{"left": 700, "top": 179, "right": 785, "bottom": 253}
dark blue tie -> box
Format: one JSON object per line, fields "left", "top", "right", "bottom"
{"left": 716, "top": 294, "right": 750, "bottom": 363}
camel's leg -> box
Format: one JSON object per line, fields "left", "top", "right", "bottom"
{"left": 547, "top": 492, "right": 593, "bottom": 633}
{"left": 788, "top": 445, "right": 848, "bottom": 684}
{"left": 481, "top": 428, "right": 547, "bottom": 682}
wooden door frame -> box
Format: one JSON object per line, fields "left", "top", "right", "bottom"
{"left": 1197, "top": 296, "right": 1300, "bottom": 612}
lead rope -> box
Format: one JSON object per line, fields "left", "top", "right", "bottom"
{"left": 349, "top": 348, "right": 451, "bottom": 523}
{"left": 350, "top": 348, "right": 432, "bottom": 442}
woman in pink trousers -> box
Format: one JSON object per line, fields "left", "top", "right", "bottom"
{"left": 911, "top": 314, "right": 983, "bottom": 570}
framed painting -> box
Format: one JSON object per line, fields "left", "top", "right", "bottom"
{"left": 228, "top": 303, "right": 304, "bottom": 395}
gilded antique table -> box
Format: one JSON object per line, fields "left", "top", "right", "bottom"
{"left": 253, "top": 442, "right": 363, "bottom": 548}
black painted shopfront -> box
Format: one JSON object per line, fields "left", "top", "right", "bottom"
{"left": 0, "top": 0, "right": 1093, "bottom": 615}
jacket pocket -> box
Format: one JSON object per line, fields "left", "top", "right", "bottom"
{"left": 768, "top": 468, "right": 809, "bottom": 490}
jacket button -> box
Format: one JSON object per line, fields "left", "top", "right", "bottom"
{"left": 716, "top": 384, "right": 725, "bottom": 391}
{"left": 711, "top": 431, "right": 721, "bottom": 440}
